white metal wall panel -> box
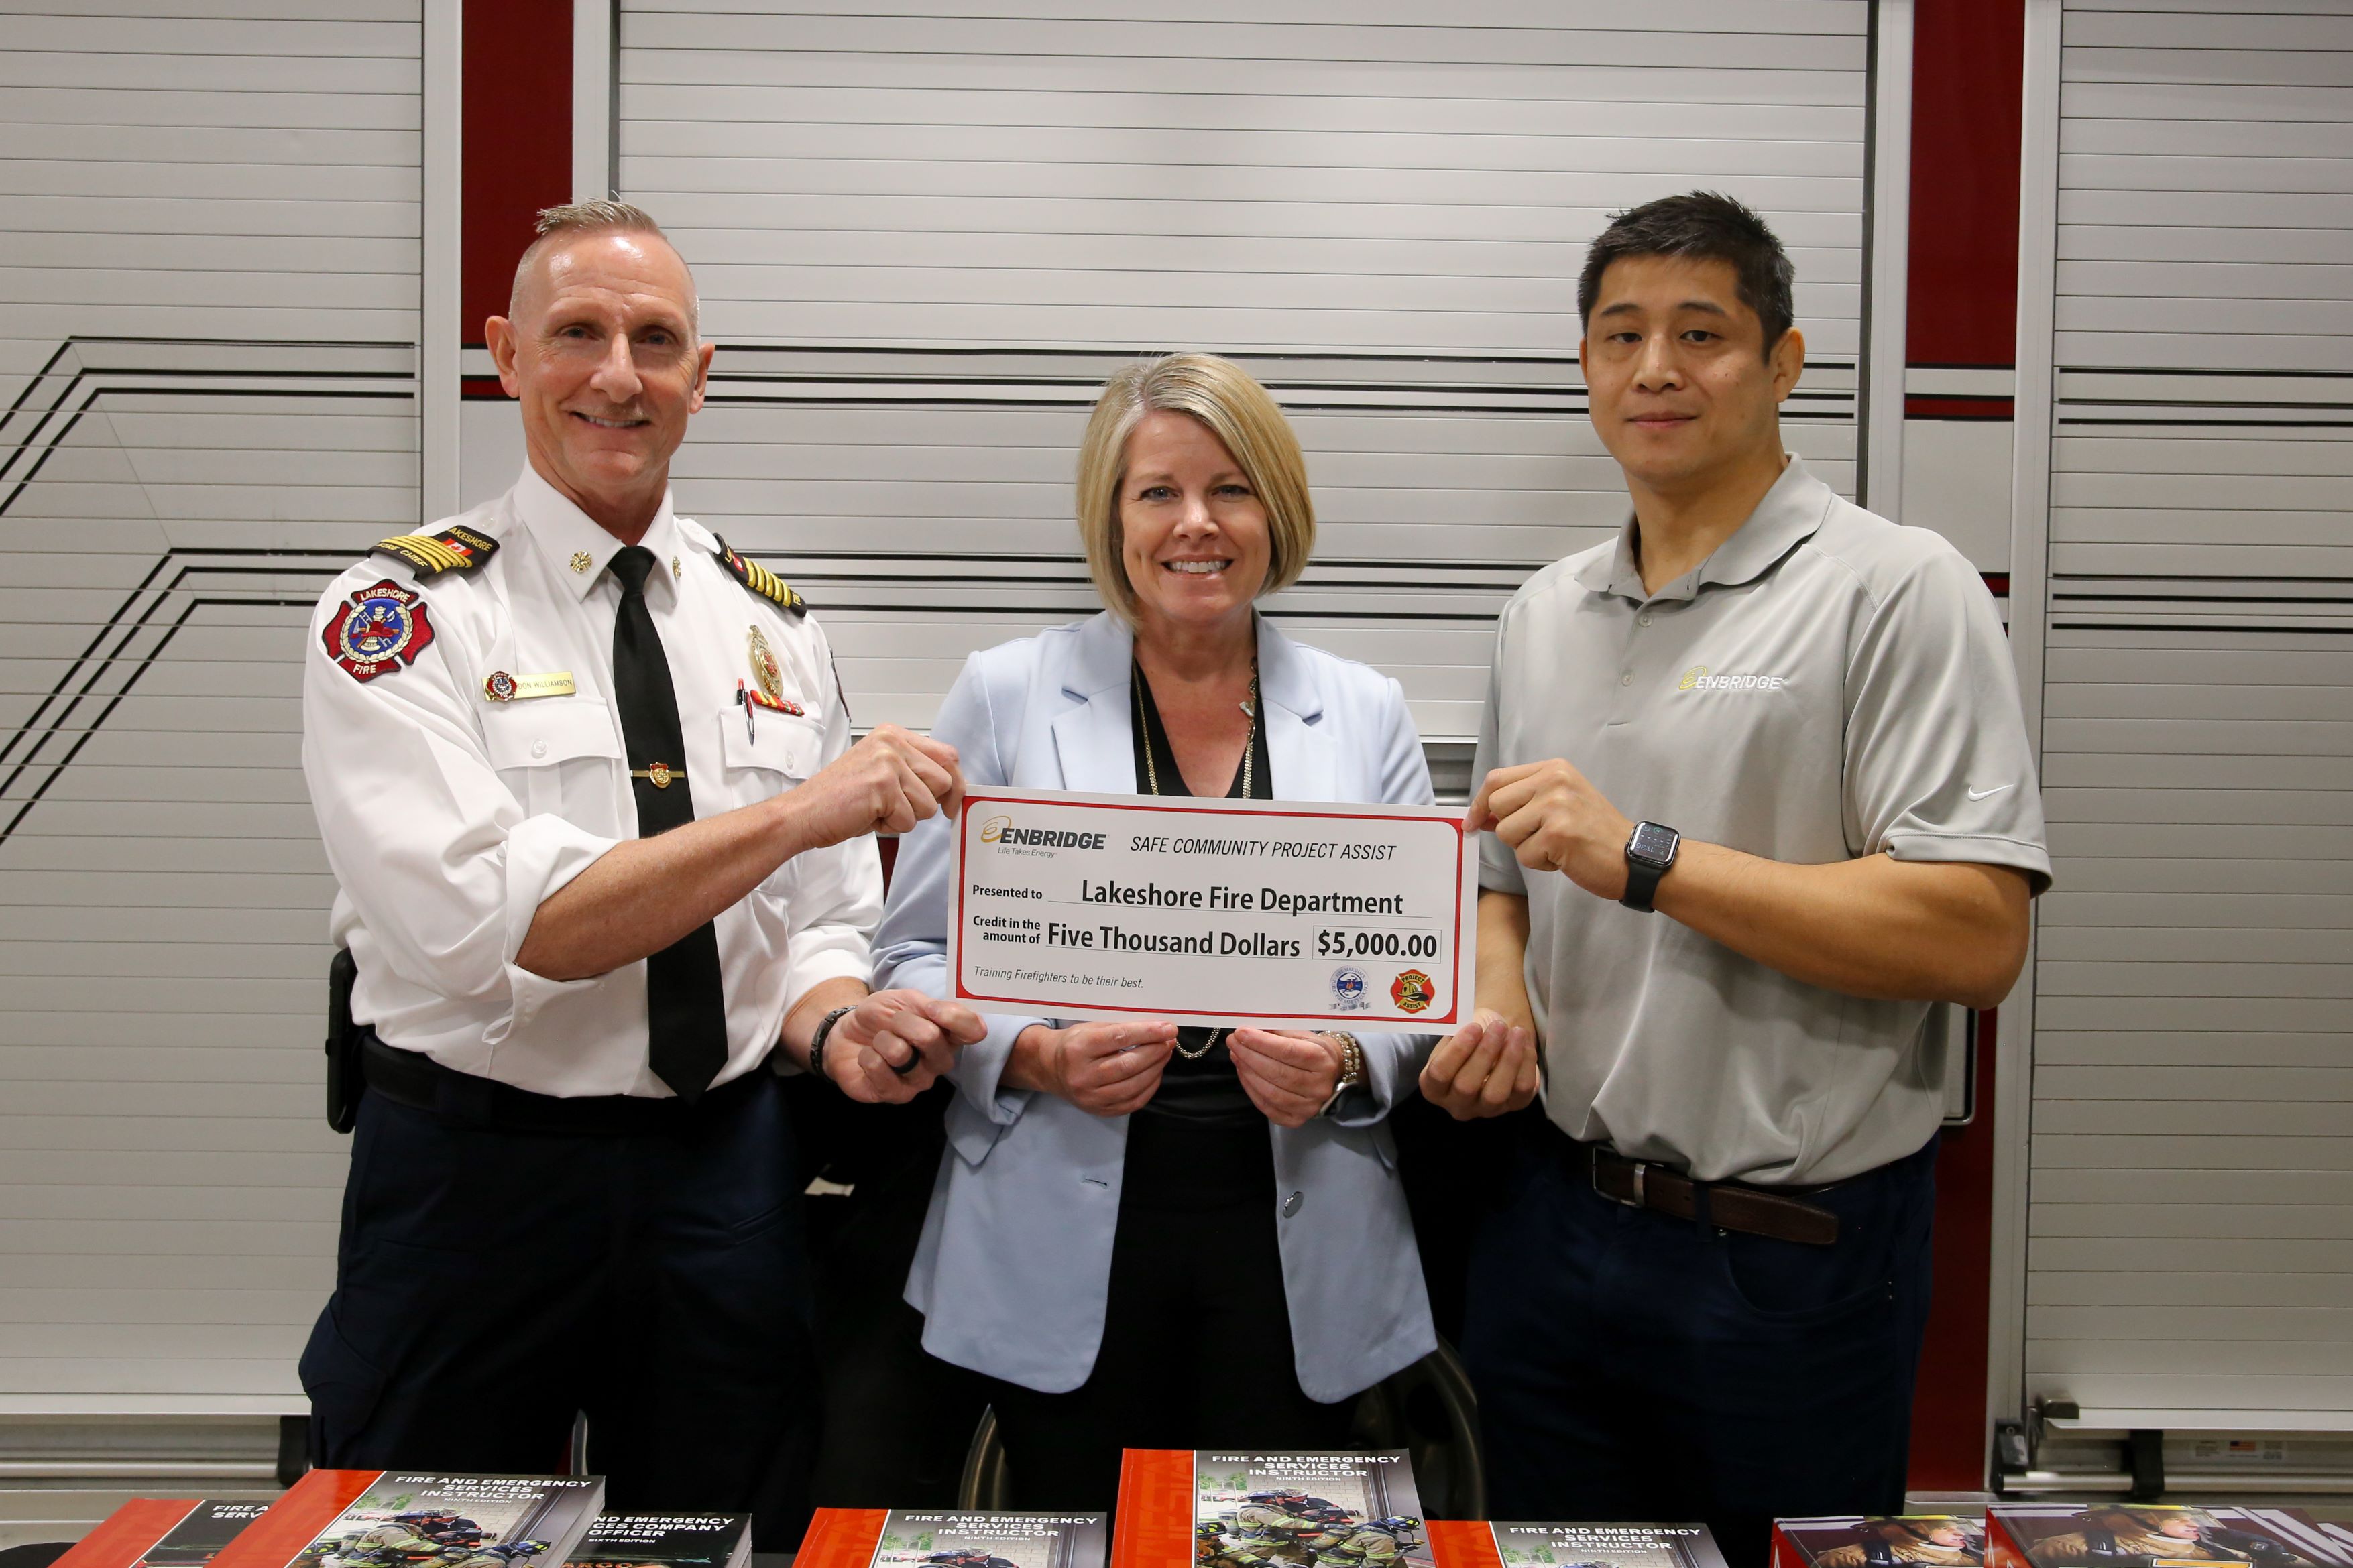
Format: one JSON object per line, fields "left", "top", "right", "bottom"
{"left": 615, "top": 0, "right": 1872, "bottom": 745}
{"left": 0, "top": 3, "right": 421, "bottom": 1412}
{"left": 2026, "top": 3, "right": 2353, "bottom": 1429}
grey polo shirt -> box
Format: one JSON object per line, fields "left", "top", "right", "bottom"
{"left": 1475, "top": 455, "right": 2051, "bottom": 1186}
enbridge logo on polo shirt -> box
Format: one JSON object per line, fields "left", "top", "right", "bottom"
{"left": 1677, "top": 664, "right": 1787, "bottom": 693}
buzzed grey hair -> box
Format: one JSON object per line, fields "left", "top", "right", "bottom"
{"left": 508, "top": 200, "right": 699, "bottom": 334}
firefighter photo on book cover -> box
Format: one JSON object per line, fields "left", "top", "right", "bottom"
{"left": 300, "top": 1487, "right": 555, "bottom": 1568}
{"left": 2025, "top": 1508, "right": 2314, "bottom": 1568}
{"left": 1192, "top": 1455, "right": 1429, "bottom": 1568}
{"left": 1802, "top": 1519, "right": 1986, "bottom": 1568}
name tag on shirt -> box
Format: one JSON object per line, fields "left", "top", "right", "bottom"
{"left": 483, "top": 670, "right": 576, "bottom": 703}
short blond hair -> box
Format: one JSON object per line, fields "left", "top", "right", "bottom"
{"left": 1074, "top": 354, "right": 1314, "bottom": 623}
{"left": 508, "top": 200, "right": 697, "bottom": 334}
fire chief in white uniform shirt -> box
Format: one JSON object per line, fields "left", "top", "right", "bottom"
{"left": 298, "top": 200, "right": 980, "bottom": 1543}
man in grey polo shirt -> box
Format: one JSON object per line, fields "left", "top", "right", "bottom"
{"left": 1420, "top": 193, "right": 2049, "bottom": 1567}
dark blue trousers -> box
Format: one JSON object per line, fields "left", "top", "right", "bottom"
{"left": 1461, "top": 1127, "right": 1938, "bottom": 1568}
{"left": 299, "top": 1075, "right": 817, "bottom": 1545}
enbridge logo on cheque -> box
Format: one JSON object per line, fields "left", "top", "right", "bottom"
{"left": 1678, "top": 664, "right": 1786, "bottom": 693}
{"left": 976, "top": 814, "right": 1106, "bottom": 851}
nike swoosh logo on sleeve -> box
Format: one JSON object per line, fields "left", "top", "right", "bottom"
{"left": 1967, "top": 784, "right": 2012, "bottom": 800}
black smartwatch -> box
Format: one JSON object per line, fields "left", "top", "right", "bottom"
{"left": 1621, "top": 821, "right": 1681, "bottom": 912}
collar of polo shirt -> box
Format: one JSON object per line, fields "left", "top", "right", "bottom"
{"left": 514, "top": 461, "right": 685, "bottom": 603}
{"left": 1576, "top": 454, "right": 1837, "bottom": 605}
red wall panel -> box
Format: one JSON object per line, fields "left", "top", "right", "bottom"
{"left": 1904, "top": 0, "right": 2027, "bottom": 1494}
{"left": 1908, "top": 0, "right": 2028, "bottom": 369}
{"left": 461, "top": 0, "right": 573, "bottom": 348}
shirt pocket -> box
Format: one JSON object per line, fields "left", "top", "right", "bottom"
{"left": 717, "top": 709, "right": 829, "bottom": 899}
{"left": 715, "top": 707, "right": 825, "bottom": 784}
{"left": 481, "top": 699, "right": 622, "bottom": 817}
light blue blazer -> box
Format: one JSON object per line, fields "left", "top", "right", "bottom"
{"left": 872, "top": 611, "right": 1440, "bottom": 1401}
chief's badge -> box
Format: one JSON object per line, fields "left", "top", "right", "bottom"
{"left": 324, "top": 579, "right": 434, "bottom": 682}
{"left": 745, "top": 624, "right": 803, "bottom": 715}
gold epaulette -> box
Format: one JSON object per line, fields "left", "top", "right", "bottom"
{"left": 369, "top": 524, "right": 499, "bottom": 579}
{"left": 713, "top": 535, "right": 807, "bottom": 617}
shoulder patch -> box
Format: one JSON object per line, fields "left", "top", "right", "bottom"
{"left": 324, "top": 579, "right": 435, "bottom": 682}
{"left": 713, "top": 535, "right": 806, "bottom": 617}
{"left": 369, "top": 524, "right": 499, "bottom": 580}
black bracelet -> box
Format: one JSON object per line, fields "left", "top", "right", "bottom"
{"left": 809, "top": 1005, "right": 857, "bottom": 1092}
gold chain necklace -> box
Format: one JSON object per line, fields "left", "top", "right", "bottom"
{"left": 1135, "top": 660, "right": 1260, "bottom": 1061}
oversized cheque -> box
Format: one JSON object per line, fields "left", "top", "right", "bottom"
{"left": 945, "top": 787, "right": 1475, "bottom": 1030}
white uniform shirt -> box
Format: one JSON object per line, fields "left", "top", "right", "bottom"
{"left": 1477, "top": 457, "right": 2051, "bottom": 1185}
{"left": 302, "top": 464, "right": 879, "bottom": 1097}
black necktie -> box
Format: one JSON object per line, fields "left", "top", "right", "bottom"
{"left": 608, "top": 544, "right": 728, "bottom": 1101}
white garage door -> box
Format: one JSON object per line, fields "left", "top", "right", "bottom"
{"left": 2026, "top": 0, "right": 2353, "bottom": 1431}
{"left": 0, "top": 1, "right": 421, "bottom": 1413}
{"left": 616, "top": 0, "right": 1876, "bottom": 758}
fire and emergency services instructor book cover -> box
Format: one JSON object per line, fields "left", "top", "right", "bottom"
{"left": 1115, "top": 1450, "right": 1434, "bottom": 1568}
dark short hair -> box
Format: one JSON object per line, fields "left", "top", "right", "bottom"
{"left": 1576, "top": 191, "right": 1796, "bottom": 355}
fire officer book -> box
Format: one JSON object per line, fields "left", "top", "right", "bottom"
{"left": 209, "top": 1471, "right": 608, "bottom": 1568}
{"left": 794, "top": 1510, "right": 1109, "bottom": 1568}
{"left": 563, "top": 1515, "right": 752, "bottom": 1568}
{"left": 1772, "top": 1516, "right": 1985, "bottom": 1568}
{"left": 1484, "top": 1522, "right": 1729, "bottom": 1568}
{"left": 1985, "top": 1504, "right": 2353, "bottom": 1568}
{"left": 55, "top": 1500, "right": 275, "bottom": 1568}
{"left": 1113, "top": 1450, "right": 1434, "bottom": 1568}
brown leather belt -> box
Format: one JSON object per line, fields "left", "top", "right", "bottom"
{"left": 1589, "top": 1144, "right": 1840, "bottom": 1246}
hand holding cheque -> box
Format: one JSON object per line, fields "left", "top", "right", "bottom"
{"left": 1469, "top": 756, "right": 1635, "bottom": 896}
{"left": 1412, "top": 761, "right": 1574, "bottom": 1122}
{"left": 1005, "top": 1018, "right": 1344, "bottom": 1126}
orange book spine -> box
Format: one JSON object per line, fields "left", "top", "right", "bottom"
{"left": 796, "top": 1509, "right": 890, "bottom": 1568}
{"left": 1985, "top": 1514, "right": 2031, "bottom": 1568}
{"left": 212, "top": 1471, "right": 384, "bottom": 1568}
{"left": 1428, "top": 1520, "right": 1501, "bottom": 1568}
{"left": 1110, "top": 1449, "right": 1195, "bottom": 1568}
{"left": 52, "top": 1499, "right": 203, "bottom": 1568}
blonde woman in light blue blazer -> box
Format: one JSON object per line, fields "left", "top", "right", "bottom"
{"left": 872, "top": 354, "right": 1438, "bottom": 1508}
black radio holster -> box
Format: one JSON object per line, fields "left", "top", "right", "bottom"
{"left": 325, "top": 947, "right": 364, "bottom": 1133}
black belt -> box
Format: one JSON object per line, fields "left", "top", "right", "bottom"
{"left": 360, "top": 1034, "right": 765, "bottom": 1136}
{"left": 1574, "top": 1138, "right": 1841, "bottom": 1247}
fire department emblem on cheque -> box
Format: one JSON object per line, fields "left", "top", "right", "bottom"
{"left": 1389, "top": 969, "right": 1436, "bottom": 1014}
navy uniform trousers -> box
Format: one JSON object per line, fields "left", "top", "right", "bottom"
{"left": 299, "top": 1069, "right": 817, "bottom": 1544}
{"left": 1462, "top": 1123, "right": 1939, "bottom": 1568}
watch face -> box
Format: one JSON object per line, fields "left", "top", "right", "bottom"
{"left": 1629, "top": 822, "right": 1678, "bottom": 864}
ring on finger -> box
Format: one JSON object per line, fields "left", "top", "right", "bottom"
{"left": 888, "top": 1042, "right": 923, "bottom": 1077}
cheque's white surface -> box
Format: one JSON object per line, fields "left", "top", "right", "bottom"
{"left": 946, "top": 788, "right": 1474, "bottom": 1031}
